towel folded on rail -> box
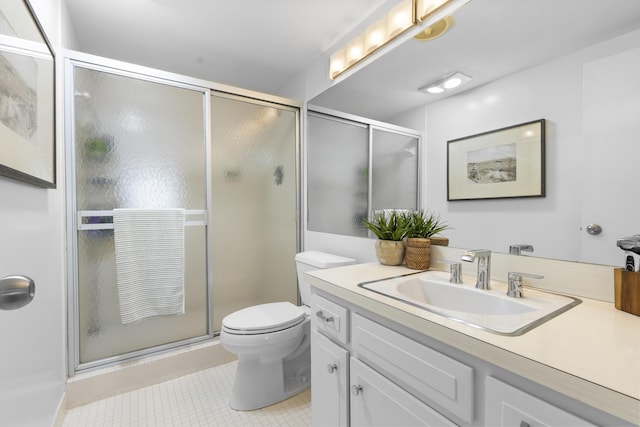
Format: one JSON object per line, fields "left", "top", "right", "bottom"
{"left": 113, "top": 208, "right": 186, "bottom": 324}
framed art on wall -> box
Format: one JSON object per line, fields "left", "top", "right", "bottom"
{"left": 447, "top": 119, "right": 545, "bottom": 201}
{"left": 0, "top": 0, "right": 55, "bottom": 188}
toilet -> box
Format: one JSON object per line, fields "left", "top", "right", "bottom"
{"left": 220, "top": 250, "right": 355, "bottom": 411}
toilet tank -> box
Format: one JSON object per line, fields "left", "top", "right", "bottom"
{"left": 295, "top": 251, "right": 356, "bottom": 306}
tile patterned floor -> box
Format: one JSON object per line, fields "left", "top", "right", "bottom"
{"left": 62, "top": 361, "right": 311, "bottom": 427}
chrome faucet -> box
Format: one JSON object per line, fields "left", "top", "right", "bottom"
{"left": 509, "top": 244, "right": 534, "bottom": 255}
{"left": 460, "top": 249, "right": 491, "bottom": 290}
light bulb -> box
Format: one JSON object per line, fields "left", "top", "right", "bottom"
{"left": 349, "top": 46, "right": 362, "bottom": 61}
{"left": 364, "top": 19, "right": 387, "bottom": 54}
{"left": 329, "top": 49, "right": 346, "bottom": 79}
{"left": 346, "top": 36, "right": 365, "bottom": 66}
{"left": 386, "top": 0, "right": 413, "bottom": 38}
{"left": 368, "top": 30, "right": 383, "bottom": 46}
{"left": 417, "top": 0, "right": 449, "bottom": 20}
{"left": 443, "top": 77, "right": 462, "bottom": 89}
{"left": 427, "top": 86, "right": 444, "bottom": 94}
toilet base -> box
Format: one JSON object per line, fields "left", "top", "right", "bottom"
{"left": 229, "top": 345, "right": 310, "bottom": 411}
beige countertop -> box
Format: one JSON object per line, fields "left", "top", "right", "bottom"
{"left": 307, "top": 262, "right": 640, "bottom": 425}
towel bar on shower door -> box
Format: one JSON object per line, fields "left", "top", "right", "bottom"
{"left": 76, "top": 209, "right": 208, "bottom": 231}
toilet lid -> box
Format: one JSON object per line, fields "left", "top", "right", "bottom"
{"left": 222, "top": 302, "right": 306, "bottom": 333}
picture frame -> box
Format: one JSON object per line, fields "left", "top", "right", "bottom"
{"left": 447, "top": 119, "right": 545, "bottom": 201}
{"left": 0, "top": 0, "right": 55, "bottom": 188}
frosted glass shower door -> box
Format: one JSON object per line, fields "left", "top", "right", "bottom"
{"left": 210, "top": 94, "right": 299, "bottom": 332}
{"left": 307, "top": 111, "right": 420, "bottom": 237}
{"left": 307, "top": 113, "right": 369, "bottom": 236}
{"left": 371, "top": 129, "right": 419, "bottom": 211}
{"left": 72, "top": 65, "right": 208, "bottom": 366}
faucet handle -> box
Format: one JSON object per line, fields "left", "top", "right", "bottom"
{"left": 507, "top": 271, "right": 544, "bottom": 298}
{"left": 437, "top": 260, "right": 462, "bottom": 284}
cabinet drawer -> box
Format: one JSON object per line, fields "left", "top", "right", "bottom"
{"left": 312, "top": 293, "right": 349, "bottom": 345}
{"left": 352, "top": 314, "right": 474, "bottom": 423}
{"left": 350, "top": 357, "right": 457, "bottom": 427}
{"left": 486, "top": 376, "right": 597, "bottom": 427}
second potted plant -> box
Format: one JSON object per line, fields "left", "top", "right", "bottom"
{"left": 404, "top": 210, "right": 450, "bottom": 270}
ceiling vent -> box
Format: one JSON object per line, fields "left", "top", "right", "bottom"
{"left": 413, "top": 16, "right": 454, "bottom": 41}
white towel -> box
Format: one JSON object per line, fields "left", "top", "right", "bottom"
{"left": 113, "top": 208, "right": 186, "bottom": 324}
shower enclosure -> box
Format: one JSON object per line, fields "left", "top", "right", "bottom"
{"left": 67, "top": 56, "right": 299, "bottom": 372}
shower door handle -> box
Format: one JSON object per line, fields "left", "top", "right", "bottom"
{"left": 0, "top": 275, "right": 35, "bottom": 310}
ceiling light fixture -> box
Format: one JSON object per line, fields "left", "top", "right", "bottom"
{"left": 329, "top": 0, "right": 471, "bottom": 80}
{"left": 419, "top": 72, "right": 472, "bottom": 94}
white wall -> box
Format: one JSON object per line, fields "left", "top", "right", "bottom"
{"left": 0, "top": 1, "right": 67, "bottom": 426}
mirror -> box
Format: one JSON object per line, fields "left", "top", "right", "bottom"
{"left": 309, "top": 0, "right": 640, "bottom": 266}
{"left": 307, "top": 110, "right": 420, "bottom": 237}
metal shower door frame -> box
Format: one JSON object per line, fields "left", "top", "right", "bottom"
{"left": 64, "top": 50, "right": 303, "bottom": 374}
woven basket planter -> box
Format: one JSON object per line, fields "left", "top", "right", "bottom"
{"left": 405, "top": 237, "right": 431, "bottom": 270}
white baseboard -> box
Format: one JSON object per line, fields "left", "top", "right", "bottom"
{"left": 51, "top": 391, "right": 67, "bottom": 427}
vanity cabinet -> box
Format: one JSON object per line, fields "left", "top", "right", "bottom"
{"left": 350, "top": 357, "right": 457, "bottom": 427}
{"left": 310, "top": 286, "right": 628, "bottom": 427}
{"left": 352, "top": 314, "right": 473, "bottom": 423}
{"left": 311, "top": 330, "right": 349, "bottom": 427}
{"left": 485, "top": 376, "right": 596, "bottom": 427}
{"left": 311, "top": 292, "right": 467, "bottom": 426}
{"left": 311, "top": 294, "right": 351, "bottom": 427}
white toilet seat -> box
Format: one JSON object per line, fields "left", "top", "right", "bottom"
{"left": 222, "top": 302, "right": 307, "bottom": 335}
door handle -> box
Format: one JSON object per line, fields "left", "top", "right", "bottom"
{"left": 0, "top": 275, "right": 35, "bottom": 310}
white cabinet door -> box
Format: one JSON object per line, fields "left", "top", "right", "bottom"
{"left": 352, "top": 313, "right": 473, "bottom": 422}
{"left": 350, "top": 357, "right": 457, "bottom": 427}
{"left": 311, "top": 330, "right": 349, "bottom": 427}
{"left": 486, "top": 376, "right": 596, "bottom": 427}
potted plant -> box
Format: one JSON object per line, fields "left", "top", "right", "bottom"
{"left": 405, "top": 210, "right": 450, "bottom": 270}
{"left": 363, "top": 210, "right": 411, "bottom": 266}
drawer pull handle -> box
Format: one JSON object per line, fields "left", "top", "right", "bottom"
{"left": 316, "top": 310, "right": 334, "bottom": 323}
{"left": 327, "top": 363, "right": 338, "bottom": 374}
{"left": 519, "top": 422, "right": 530, "bottom": 427}
{"left": 351, "top": 384, "right": 363, "bottom": 396}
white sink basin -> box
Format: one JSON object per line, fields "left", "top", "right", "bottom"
{"left": 359, "top": 270, "right": 581, "bottom": 336}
